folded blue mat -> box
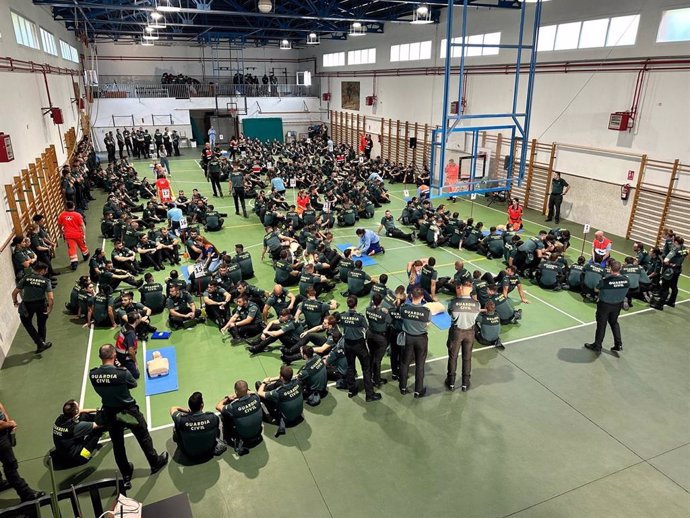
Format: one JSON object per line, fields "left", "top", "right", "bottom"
{"left": 431, "top": 312, "right": 452, "bottom": 331}
{"left": 145, "top": 346, "right": 179, "bottom": 396}
{"left": 336, "top": 243, "right": 378, "bottom": 266}
{"left": 181, "top": 265, "right": 190, "bottom": 282}
{"left": 151, "top": 331, "right": 172, "bottom": 340}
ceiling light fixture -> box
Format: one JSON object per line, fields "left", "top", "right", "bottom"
{"left": 306, "top": 32, "right": 320, "bottom": 45}
{"left": 143, "top": 28, "right": 160, "bottom": 40}
{"left": 411, "top": 4, "right": 433, "bottom": 24}
{"left": 280, "top": 39, "right": 292, "bottom": 49}
{"left": 147, "top": 13, "right": 166, "bottom": 29}
{"left": 258, "top": 0, "right": 273, "bottom": 13}
{"left": 156, "top": 0, "right": 181, "bottom": 12}
{"left": 349, "top": 22, "right": 366, "bottom": 36}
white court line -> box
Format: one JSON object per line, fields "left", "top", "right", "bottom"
{"left": 79, "top": 237, "right": 107, "bottom": 408}
{"left": 143, "top": 340, "right": 152, "bottom": 427}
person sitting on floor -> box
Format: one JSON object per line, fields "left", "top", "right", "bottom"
{"left": 170, "top": 392, "right": 226, "bottom": 461}
{"left": 51, "top": 400, "right": 104, "bottom": 467}
{"left": 474, "top": 300, "right": 503, "bottom": 349}
{"left": 217, "top": 380, "right": 264, "bottom": 455}
{"left": 256, "top": 365, "right": 304, "bottom": 437}
{"left": 296, "top": 345, "right": 328, "bottom": 406}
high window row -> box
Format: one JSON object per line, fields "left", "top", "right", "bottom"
{"left": 10, "top": 11, "right": 79, "bottom": 63}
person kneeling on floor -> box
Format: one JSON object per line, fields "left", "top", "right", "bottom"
{"left": 170, "top": 392, "right": 226, "bottom": 462}
{"left": 51, "top": 400, "right": 104, "bottom": 467}
{"left": 256, "top": 365, "right": 304, "bottom": 437}
{"left": 474, "top": 300, "right": 503, "bottom": 349}
{"left": 296, "top": 346, "right": 328, "bottom": 406}
{"left": 217, "top": 380, "right": 263, "bottom": 456}
{"left": 486, "top": 284, "right": 522, "bottom": 325}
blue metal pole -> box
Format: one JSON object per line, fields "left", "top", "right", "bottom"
{"left": 458, "top": 0, "right": 469, "bottom": 121}
{"left": 511, "top": 0, "right": 527, "bottom": 114}
{"left": 438, "top": 0, "right": 455, "bottom": 195}
{"left": 520, "top": 0, "right": 543, "bottom": 181}
{"left": 509, "top": 125, "right": 517, "bottom": 188}
{"left": 471, "top": 129, "right": 480, "bottom": 192}
{"left": 430, "top": 127, "right": 439, "bottom": 191}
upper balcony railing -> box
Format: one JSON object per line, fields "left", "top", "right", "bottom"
{"left": 93, "top": 82, "right": 318, "bottom": 99}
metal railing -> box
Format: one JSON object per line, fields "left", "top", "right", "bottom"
{"left": 93, "top": 82, "right": 318, "bottom": 99}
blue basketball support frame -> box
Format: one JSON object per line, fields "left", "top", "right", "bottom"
{"left": 430, "top": 0, "right": 543, "bottom": 199}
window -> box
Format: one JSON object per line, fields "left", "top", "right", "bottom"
{"left": 657, "top": 7, "right": 690, "bottom": 43}
{"left": 606, "top": 15, "right": 639, "bottom": 46}
{"left": 60, "top": 40, "right": 79, "bottom": 63}
{"left": 323, "top": 51, "right": 345, "bottom": 67}
{"left": 347, "top": 48, "right": 375, "bottom": 65}
{"left": 538, "top": 15, "right": 640, "bottom": 51}
{"left": 554, "top": 22, "right": 581, "bottom": 50}
{"left": 40, "top": 28, "right": 58, "bottom": 56}
{"left": 441, "top": 32, "right": 501, "bottom": 58}
{"left": 11, "top": 12, "right": 39, "bottom": 49}
{"left": 578, "top": 18, "right": 608, "bottom": 49}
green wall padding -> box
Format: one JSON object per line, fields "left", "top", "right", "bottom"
{"left": 242, "top": 117, "right": 284, "bottom": 142}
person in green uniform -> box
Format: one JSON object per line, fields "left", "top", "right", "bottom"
{"left": 139, "top": 273, "right": 166, "bottom": 313}
{"left": 217, "top": 380, "right": 263, "bottom": 454}
{"left": 261, "top": 226, "right": 294, "bottom": 262}
{"left": 233, "top": 244, "right": 255, "bottom": 278}
{"left": 472, "top": 270, "right": 492, "bottom": 308}
{"left": 221, "top": 294, "right": 263, "bottom": 343}
{"left": 461, "top": 222, "right": 484, "bottom": 251}
{"left": 274, "top": 249, "right": 300, "bottom": 286}
{"left": 621, "top": 257, "right": 652, "bottom": 309}
{"left": 166, "top": 284, "right": 202, "bottom": 330}
{"left": 567, "top": 256, "right": 586, "bottom": 292}
{"left": 263, "top": 284, "right": 296, "bottom": 321}
{"left": 585, "top": 260, "right": 629, "bottom": 354}
{"left": 475, "top": 300, "right": 503, "bottom": 348}
{"left": 337, "top": 248, "right": 355, "bottom": 285}
{"left": 478, "top": 226, "right": 506, "bottom": 259}
{"left": 366, "top": 294, "right": 391, "bottom": 387}
{"left": 582, "top": 261, "right": 605, "bottom": 301}
{"left": 337, "top": 202, "right": 358, "bottom": 227}
{"left": 297, "top": 346, "right": 328, "bottom": 406}
{"left": 157, "top": 227, "right": 180, "bottom": 265}
{"left": 486, "top": 285, "right": 523, "bottom": 324}
{"left": 99, "top": 261, "right": 143, "bottom": 291}
{"left": 652, "top": 236, "right": 687, "bottom": 310}
{"left": 229, "top": 167, "right": 248, "bottom": 217}
{"left": 497, "top": 265, "right": 530, "bottom": 304}
{"left": 346, "top": 260, "right": 373, "bottom": 296}
{"left": 633, "top": 242, "right": 651, "bottom": 270}
{"left": 203, "top": 281, "right": 232, "bottom": 328}
{"left": 112, "top": 240, "right": 143, "bottom": 275}
{"left": 207, "top": 156, "right": 223, "bottom": 197}
{"left": 204, "top": 205, "right": 224, "bottom": 232}
{"left": 514, "top": 232, "right": 549, "bottom": 277}
{"left": 323, "top": 330, "right": 348, "bottom": 388}
{"left": 536, "top": 253, "right": 564, "bottom": 290}
{"left": 256, "top": 365, "right": 304, "bottom": 436}
{"left": 86, "top": 284, "right": 117, "bottom": 328}
{"left": 170, "top": 392, "right": 225, "bottom": 461}
{"left": 399, "top": 287, "right": 431, "bottom": 398}
{"left": 51, "top": 400, "right": 103, "bottom": 467}
{"left": 247, "top": 309, "right": 303, "bottom": 355}
{"left": 545, "top": 171, "right": 570, "bottom": 224}
{"left": 299, "top": 263, "right": 334, "bottom": 298}
{"left": 377, "top": 209, "right": 415, "bottom": 242}
{"left": 294, "top": 287, "right": 335, "bottom": 330}
{"left": 90, "top": 344, "right": 168, "bottom": 489}
{"left": 446, "top": 280, "right": 481, "bottom": 392}
{"left": 419, "top": 257, "right": 450, "bottom": 299}
{"left": 12, "top": 262, "right": 54, "bottom": 354}
{"left": 0, "top": 401, "right": 45, "bottom": 502}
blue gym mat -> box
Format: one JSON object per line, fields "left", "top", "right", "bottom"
{"left": 336, "top": 243, "right": 378, "bottom": 266}
{"left": 431, "top": 312, "right": 452, "bottom": 330}
{"left": 145, "top": 346, "right": 179, "bottom": 396}
{"left": 481, "top": 229, "right": 525, "bottom": 237}
{"left": 181, "top": 265, "right": 191, "bottom": 282}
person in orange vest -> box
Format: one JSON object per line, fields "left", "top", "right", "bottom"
{"left": 445, "top": 159, "right": 459, "bottom": 197}
{"left": 359, "top": 134, "right": 367, "bottom": 156}
{"left": 507, "top": 198, "right": 523, "bottom": 229}
{"left": 57, "top": 201, "right": 89, "bottom": 270}
{"left": 591, "top": 231, "right": 612, "bottom": 267}
{"left": 155, "top": 173, "right": 173, "bottom": 204}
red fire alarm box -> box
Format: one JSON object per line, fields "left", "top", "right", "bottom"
{"left": 608, "top": 112, "right": 632, "bottom": 131}
{"left": 50, "top": 107, "right": 64, "bottom": 125}
{"left": 450, "top": 101, "right": 459, "bottom": 115}
{"left": 0, "top": 133, "right": 15, "bottom": 162}
{"left": 322, "top": 93, "right": 331, "bottom": 101}
{"left": 365, "top": 95, "right": 376, "bottom": 106}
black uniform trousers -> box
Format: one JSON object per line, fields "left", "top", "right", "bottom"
{"left": 229, "top": 321, "right": 263, "bottom": 340}
{"left": 102, "top": 405, "right": 159, "bottom": 478}
{"left": 124, "top": 139, "right": 133, "bottom": 157}
{"left": 205, "top": 304, "right": 228, "bottom": 327}
{"left": 19, "top": 300, "right": 49, "bottom": 348}
{"left": 446, "top": 327, "right": 474, "bottom": 386}
{"left": 388, "top": 329, "right": 402, "bottom": 378}
{"left": 232, "top": 187, "right": 248, "bottom": 216}
{"left": 400, "top": 333, "right": 428, "bottom": 394}
{"left": 209, "top": 173, "right": 222, "bottom": 197}
{"left": 658, "top": 269, "right": 681, "bottom": 306}
{"left": 547, "top": 193, "right": 563, "bottom": 221}
{"left": 366, "top": 330, "right": 388, "bottom": 385}
{"left": 344, "top": 338, "right": 375, "bottom": 397}
{"left": 593, "top": 301, "right": 623, "bottom": 348}
{"left": 0, "top": 431, "right": 32, "bottom": 499}
{"left": 386, "top": 228, "right": 414, "bottom": 242}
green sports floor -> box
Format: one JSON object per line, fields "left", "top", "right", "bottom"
{"left": 1, "top": 153, "right": 689, "bottom": 517}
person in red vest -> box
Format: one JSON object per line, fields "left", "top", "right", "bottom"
{"left": 57, "top": 201, "right": 89, "bottom": 270}
{"left": 507, "top": 197, "right": 523, "bottom": 229}
{"left": 445, "top": 159, "right": 459, "bottom": 199}
{"left": 591, "top": 231, "right": 612, "bottom": 267}
{"left": 359, "top": 134, "right": 366, "bottom": 156}
{"left": 155, "top": 173, "right": 173, "bottom": 204}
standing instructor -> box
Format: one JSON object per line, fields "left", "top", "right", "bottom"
{"left": 585, "top": 260, "right": 629, "bottom": 355}
{"left": 545, "top": 172, "right": 570, "bottom": 224}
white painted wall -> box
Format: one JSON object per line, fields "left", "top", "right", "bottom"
{"left": 0, "top": 0, "right": 82, "bottom": 363}
{"left": 91, "top": 96, "right": 327, "bottom": 149}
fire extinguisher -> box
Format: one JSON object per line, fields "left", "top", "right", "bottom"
{"left": 621, "top": 183, "right": 631, "bottom": 200}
